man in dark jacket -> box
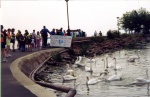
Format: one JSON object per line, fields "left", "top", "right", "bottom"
{"left": 40, "top": 26, "right": 50, "bottom": 48}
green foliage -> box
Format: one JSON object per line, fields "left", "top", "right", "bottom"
{"left": 120, "top": 8, "right": 150, "bottom": 34}
{"left": 107, "top": 30, "right": 120, "bottom": 39}
{"left": 121, "top": 33, "right": 130, "bottom": 38}
{"left": 90, "top": 36, "right": 105, "bottom": 42}
{"left": 107, "top": 30, "right": 114, "bottom": 39}
{"left": 52, "top": 53, "right": 62, "bottom": 62}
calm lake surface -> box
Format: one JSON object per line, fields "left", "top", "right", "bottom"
{"left": 49, "top": 42, "right": 150, "bottom": 97}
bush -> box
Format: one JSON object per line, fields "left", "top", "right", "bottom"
{"left": 90, "top": 36, "right": 105, "bottom": 42}
{"left": 107, "top": 30, "right": 114, "bottom": 39}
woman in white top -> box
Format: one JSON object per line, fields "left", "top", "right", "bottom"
{"left": 36, "top": 31, "right": 41, "bottom": 50}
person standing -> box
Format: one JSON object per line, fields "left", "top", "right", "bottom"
{"left": 50, "top": 28, "right": 56, "bottom": 35}
{"left": 10, "top": 28, "right": 16, "bottom": 52}
{"left": 16, "top": 30, "right": 21, "bottom": 50}
{"left": 1, "top": 25, "right": 7, "bottom": 62}
{"left": 94, "top": 30, "right": 97, "bottom": 37}
{"left": 99, "top": 31, "right": 102, "bottom": 36}
{"left": 19, "top": 34, "right": 26, "bottom": 52}
{"left": 24, "top": 30, "right": 31, "bottom": 51}
{"left": 32, "top": 30, "right": 36, "bottom": 48}
{"left": 36, "top": 31, "right": 42, "bottom": 50}
{"left": 40, "top": 26, "right": 50, "bottom": 48}
{"left": 6, "top": 28, "right": 12, "bottom": 57}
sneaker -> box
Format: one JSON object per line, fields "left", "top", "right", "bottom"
{"left": 3, "top": 58, "right": 8, "bottom": 62}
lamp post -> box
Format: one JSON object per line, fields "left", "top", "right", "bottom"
{"left": 117, "top": 17, "right": 119, "bottom": 33}
{"left": 65, "top": 0, "right": 70, "bottom": 33}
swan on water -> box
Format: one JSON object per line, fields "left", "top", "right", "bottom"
{"left": 86, "top": 76, "right": 102, "bottom": 85}
{"left": 113, "top": 57, "right": 122, "bottom": 70}
{"left": 125, "top": 50, "right": 140, "bottom": 62}
{"left": 107, "top": 73, "right": 122, "bottom": 81}
{"left": 99, "top": 59, "right": 109, "bottom": 76}
{"left": 130, "top": 78, "right": 150, "bottom": 86}
{"left": 125, "top": 54, "right": 136, "bottom": 62}
{"left": 66, "top": 64, "right": 74, "bottom": 75}
{"left": 85, "top": 62, "right": 93, "bottom": 72}
{"left": 74, "top": 56, "right": 85, "bottom": 67}
{"left": 63, "top": 74, "right": 77, "bottom": 81}
{"left": 106, "top": 57, "right": 115, "bottom": 68}
{"left": 131, "top": 69, "right": 150, "bottom": 85}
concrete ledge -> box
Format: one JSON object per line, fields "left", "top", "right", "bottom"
{"left": 10, "top": 48, "right": 64, "bottom": 97}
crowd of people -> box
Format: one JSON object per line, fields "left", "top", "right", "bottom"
{"left": 1, "top": 25, "right": 87, "bottom": 62}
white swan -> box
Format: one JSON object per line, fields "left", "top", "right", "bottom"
{"left": 74, "top": 56, "right": 85, "bottom": 67}
{"left": 106, "top": 57, "right": 114, "bottom": 68}
{"left": 85, "top": 63, "right": 93, "bottom": 72}
{"left": 113, "top": 58, "right": 122, "bottom": 70}
{"left": 125, "top": 54, "right": 136, "bottom": 62}
{"left": 86, "top": 58, "right": 96, "bottom": 64}
{"left": 86, "top": 76, "right": 102, "bottom": 85}
{"left": 75, "top": 56, "right": 82, "bottom": 64}
{"left": 63, "top": 75, "right": 77, "bottom": 81}
{"left": 66, "top": 64, "right": 74, "bottom": 75}
{"left": 107, "top": 73, "right": 122, "bottom": 81}
{"left": 130, "top": 78, "right": 150, "bottom": 86}
{"left": 125, "top": 51, "right": 140, "bottom": 62}
{"left": 131, "top": 69, "right": 150, "bottom": 85}
{"left": 100, "top": 59, "right": 109, "bottom": 76}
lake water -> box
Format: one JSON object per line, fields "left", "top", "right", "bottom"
{"left": 47, "top": 42, "right": 150, "bottom": 97}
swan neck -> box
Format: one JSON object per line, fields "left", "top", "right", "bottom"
{"left": 114, "top": 58, "right": 116, "bottom": 69}
{"left": 103, "top": 60, "right": 105, "bottom": 68}
{"left": 106, "top": 58, "right": 108, "bottom": 68}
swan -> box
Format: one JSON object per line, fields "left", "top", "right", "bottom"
{"left": 86, "top": 76, "right": 102, "bottom": 85}
{"left": 99, "top": 59, "right": 109, "bottom": 76}
{"left": 131, "top": 69, "right": 150, "bottom": 85}
{"left": 63, "top": 74, "right": 77, "bottom": 81}
{"left": 125, "top": 54, "right": 136, "bottom": 62}
{"left": 107, "top": 74, "right": 122, "bottom": 81}
{"left": 66, "top": 64, "right": 74, "bottom": 75}
{"left": 100, "top": 69, "right": 109, "bottom": 76}
{"left": 125, "top": 50, "right": 140, "bottom": 62}
{"left": 106, "top": 57, "right": 114, "bottom": 68}
{"left": 130, "top": 78, "right": 150, "bottom": 86}
{"left": 85, "top": 62, "right": 93, "bottom": 72}
{"left": 113, "top": 57, "right": 122, "bottom": 70}
{"left": 74, "top": 56, "right": 85, "bottom": 67}
{"left": 86, "top": 58, "right": 96, "bottom": 64}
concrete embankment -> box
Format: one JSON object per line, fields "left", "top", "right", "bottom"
{"left": 10, "top": 48, "right": 64, "bottom": 97}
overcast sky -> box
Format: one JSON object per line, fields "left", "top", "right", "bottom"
{"left": 1, "top": 0, "right": 150, "bottom": 36}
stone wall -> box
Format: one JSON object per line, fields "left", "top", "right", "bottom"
{"left": 18, "top": 48, "right": 65, "bottom": 77}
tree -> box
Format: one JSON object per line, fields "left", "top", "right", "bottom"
{"left": 120, "top": 8, "right": 150, "bottom": 34}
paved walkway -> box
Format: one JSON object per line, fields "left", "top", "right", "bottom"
{"left": 1, "top": 48, "right": 55, "bottom": 97}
